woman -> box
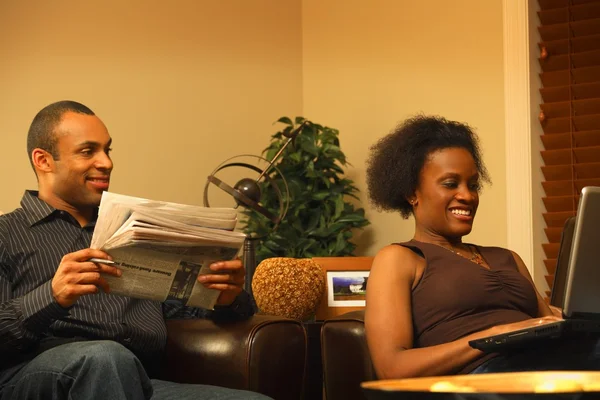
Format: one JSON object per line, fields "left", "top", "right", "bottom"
{"left": 364, "top": 115, "right": 596, "bottom": 379}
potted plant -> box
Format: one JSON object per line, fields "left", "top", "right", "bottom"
{"left": 241, "top": 117, "right": 370, "bottom": 262}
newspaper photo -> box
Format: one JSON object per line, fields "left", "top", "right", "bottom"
{"left": 90, "top": 192, "right": 246, "bottom": 309}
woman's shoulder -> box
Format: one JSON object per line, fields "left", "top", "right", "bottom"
{"left": 376, "top": 242, "right": 417, "bottom": 256}
{"left": 376, "top": 241, "right": 424, "bottom": 259}
{"left": 372, "top": 243, "right": 423, "bottom": 276}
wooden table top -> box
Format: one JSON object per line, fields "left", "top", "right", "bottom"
{"left": 362, "top": 371, "right": 600, "bottom": 394}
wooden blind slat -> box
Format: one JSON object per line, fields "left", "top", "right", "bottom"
{"left": 574, "top": 145, "right": 600, "bottom": 161}
{"left": 541, "top": 114, "right": 600, "bottom": 133}
{"left": 542, "top": 163, "right": 573, "bottom": 180}
{"left": 539, "top": 49, "right": 600, "bottom": 72}
{"left": 540, "top": 82, "right": 600, "bottom": 102}
{"left": 539, "top": 34, "right": 600, "bottom": 56}
{"left": 540, "top": 0, "right": 600, "bottom": 11}
{"left": 539, "top": 3, "right": 600, "bottom": 25}
{"left": 544, "top": 258, "right": 558, "bottom": 275}
{"left": 573, "top": 114, "right": 600, "bottom": 131}
{"left": 543, "top": 181, "right": 572, "bottom": 196}
{"left": 573, "top": 81, "right": 600, "bottom": 99}
{"left": 543, "top": 211, "right": 576, "bottom": 227}
{"left": 541, "top": 133, "right": 571, "bottom": 150}
{"left": 540, "top": 70, "right": 570, "bottom": 87}
{"left": 541, "top": 148, "right": 571, "bottom": 164}
{"left": 541, "top": 66, "right": 600, "bottom": 87}
{"left": 543, "top": 195, "right": 579, "bottom": 212}
{"left": 540, "top": 98, "right": 600, "bottom": 118}
{"left": 542, "top": 146, "right": 600, "bottom": 164}
{"left": 541, "top": 131, "right": 600, "bottom": 150}
{"left": 541, "top": 116, "right": 570, "bottom": 133}
{"left": 545, "top": 227, "right": 563, "bottom": 243}
{"left": 569, "top": 2, "right": 600, "bottom": 20}
{"left": 539, "top": 18, "right": 600, "bottom": 42}
{"left": 544, "top": 181, "right": 571, "bottom": 196}
{"left": 542, "top": 162, "right": 600, "bottom": 180}
{"left": 573, "top": 49, "right": 600, "bottom": 69}
{"left": 575, "top": 161, "right": 600, "bottom": 177}
{"left": 543, "top": 178, "right": 600, "bottom": 195}
{"left": 574, "top": 130, "right": 600, "bottom": 146}
{"left": 574, "top": 65, "right": 600, "bottom": 84}
{"left": 543, "top": 242, "right": 561, "bottom": 259}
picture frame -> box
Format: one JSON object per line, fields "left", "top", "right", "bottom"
{"left": 313, "top": 256, "right": 374, "bottom": 320}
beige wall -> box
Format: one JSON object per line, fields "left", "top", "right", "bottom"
{"left": 1, "top": 0, "right": 508, "bottom": 260}
{"left": 0, "top": 0, "right": 303, "bottom": 211}
{"left": 302, "top": 0, "right": 506, "bottom": 255}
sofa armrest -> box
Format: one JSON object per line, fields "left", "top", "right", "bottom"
{"left": 321, "top": 310, "right": 376, "bottom": 400}
{"left": 161, "top": 315, "right": 307, "bottom": 400}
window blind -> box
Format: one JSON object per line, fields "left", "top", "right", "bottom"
{"left": 537, "top": 0, "right": 600, "bottom": 298}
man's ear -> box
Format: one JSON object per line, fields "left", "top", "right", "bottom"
{"left": 407, "top": 195, "right": 418, "bottom": 206}
{"left": 31, "top": 149, "right": 54, "bottom": 173}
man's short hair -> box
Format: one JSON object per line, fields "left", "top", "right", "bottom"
{"left": 27, "top": 100, "right": 95, "bottom": 170}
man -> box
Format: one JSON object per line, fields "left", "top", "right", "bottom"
{"left": 0, "top": 101, "right": 270, "bottom": 400}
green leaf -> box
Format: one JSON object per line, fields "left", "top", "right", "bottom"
{"left": 265, "top": 147, "right": 279, "bottom": 161}
{"left": 336, "top": 214, "right": 369, "bottom": 224}
{"left": 305, "top": 211, "right": 321, "bottom": 232}
{"left": 263, "top": 240, "right": 284, "bottom": 251}
{"left": 311, "top": 191, "right": 330, "bottom": 201}
{"left": 288, "top": 152, "right": 302, "bottom": 163}
{"left": 334, "top": 195, "right": 344, "bottom": 219}
{"left": 298, "top": 137, "right": 320, "bottom": 157}
{"left": 277, "top": 116, "right": 293, "bottom": 125}
{"left": 335, "top": 232, "right": 347, "bottom": 253}
{"left": 281, "top": 126, "right": 293, "bottom": 137}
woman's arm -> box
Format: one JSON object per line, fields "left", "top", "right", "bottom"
{"left": 510, "top": 250, "right": 555, "bottom": 318}
{"left": 365, "top": 245, "right": 491, "bottom": 378}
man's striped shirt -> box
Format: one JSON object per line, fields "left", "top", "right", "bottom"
{"left": 0, "top": 191, "right": 252, "bottom": 369}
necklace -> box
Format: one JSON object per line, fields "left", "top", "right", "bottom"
{"left": 439, "top": 243, "right": 486, "bottom": 267}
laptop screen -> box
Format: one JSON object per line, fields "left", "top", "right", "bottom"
{"left": 550, "top": 216, "right": 575, "bottom": 308}
{"left": 563, "top": 186, "right": 600, "bottom": 318}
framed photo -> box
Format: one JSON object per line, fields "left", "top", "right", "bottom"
{"left": 313, "top": 256, "right": 374, "bottom": 320}
{"left": 327, "top": 270, "right": 369, "bottom": 307}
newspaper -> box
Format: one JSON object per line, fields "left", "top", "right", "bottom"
{"left": 90, "top": 192, "right": 246, "bottom": 309}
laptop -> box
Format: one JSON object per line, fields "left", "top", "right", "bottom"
{"left": 469, "top": 186, "right": 600, "bottom": 352}
{"left": 549, "top": 215, "right": 575, "bottom": 309}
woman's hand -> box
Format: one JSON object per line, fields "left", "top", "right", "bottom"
{"left": 549, "top": 305, "right": 563, "bottom": 318}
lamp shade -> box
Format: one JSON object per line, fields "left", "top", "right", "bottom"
{"left": 252, "top": 257, "right": 325, "bottom": 320}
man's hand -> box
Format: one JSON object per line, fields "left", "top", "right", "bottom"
{"left": 197, "top": 259, "right": 245, "bottom": 306}
{"left": 51, "top": 249, "right": 122, "bottom": 308}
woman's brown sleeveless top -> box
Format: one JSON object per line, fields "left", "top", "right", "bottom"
{"left": 398, "top": 240, "right": 539, "bottom": 372}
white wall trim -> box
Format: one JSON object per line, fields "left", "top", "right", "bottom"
{"left": 503, "top": 0, "right": 534, "bottom": 275}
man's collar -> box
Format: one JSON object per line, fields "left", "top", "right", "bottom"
{"left": 20, "top": 190, "right": 57, "bottom": 227}
{"left": 20, "top": 190, "right": 98, "bottom": 228}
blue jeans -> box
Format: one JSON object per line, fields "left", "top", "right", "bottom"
{"left": 471, "top": 337, "right": 600, "bottom": 374}
{"left": 0, "top": 340, "right": 272, "bottom": 400}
